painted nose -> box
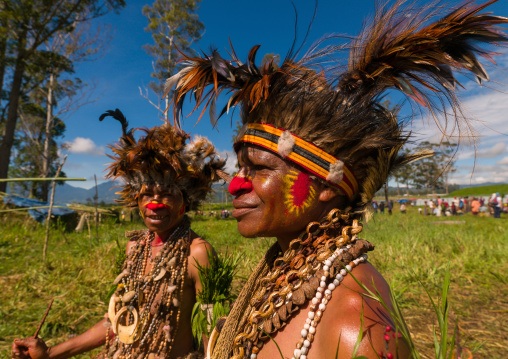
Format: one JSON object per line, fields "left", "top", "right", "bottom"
{"left": 228, "top": 176, "right": 253, "bottom": 196}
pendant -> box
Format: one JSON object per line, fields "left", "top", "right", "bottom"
{"left": 112, "top": 306, "right": 140, "bottom": 344}
{"left": 108, "top": 293, "right": 120, "bottom": 326}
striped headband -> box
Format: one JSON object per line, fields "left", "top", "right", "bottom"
{"left": 235, "top": 123, "right": 358, "bottom": 199}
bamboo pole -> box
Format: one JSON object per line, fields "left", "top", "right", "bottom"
{"left": 0, "top": 206, "right": 68, "bottom": 213}
{"left": 43, "top": 155, "right": 67, "bottom": 263}
{"left": 0, "top": 177, "right": 85, "bottom": 182}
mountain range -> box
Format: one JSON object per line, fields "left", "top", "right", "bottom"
{"left": 54, "top": 180, "right": 505, "bottom": 205}
{"left": 53, "top": 181, "right": 122, "bottom": 204}
{"left": 54, "top": 181, "right": 233, "bottom": 205}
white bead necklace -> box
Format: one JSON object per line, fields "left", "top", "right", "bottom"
{"left": 290, "top": 246, "right": 368, "bottom": 359}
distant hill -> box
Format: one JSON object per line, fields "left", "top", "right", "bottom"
{"left": 54, "top": 181, "right": 121, "bottom": 204}
{"left": 53, "top": 180, "right": 232, "bottom": 205}
{"left": 448, "top": 184, "right": 508, "bottom": 197}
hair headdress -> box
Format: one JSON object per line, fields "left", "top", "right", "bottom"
{"left": 100, "top": 109, "right": 227, "bottom": 209}
{"left": 165, "top": 0, "right": 508, "bottom": 216}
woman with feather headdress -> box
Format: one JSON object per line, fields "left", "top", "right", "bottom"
{"left": 11, "top": 111, "right": 228, "bottom": 359}
{"left": 166, "top": 1, "right": 508, "bottom": 358}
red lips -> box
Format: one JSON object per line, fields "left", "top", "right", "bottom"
{"left": 229, "top": 176, "right": 253, "bottom": 196}
{"left": 144, "top": 202, "right": 171, "bottom": 210}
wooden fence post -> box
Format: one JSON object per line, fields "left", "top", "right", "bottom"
{"left": 43, "top": 155, "right": 67, "bottom": 263}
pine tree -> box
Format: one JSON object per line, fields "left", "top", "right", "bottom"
{"left": 141, "top": 0, "right": 204, "bottom": 121}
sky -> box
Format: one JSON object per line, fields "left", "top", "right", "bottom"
{"left": 58, "top": 0, "right": 508, "bottom": 189}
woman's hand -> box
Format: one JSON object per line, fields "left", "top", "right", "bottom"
{"left": 11, "top": 337, "right": 50, "bottom": 359}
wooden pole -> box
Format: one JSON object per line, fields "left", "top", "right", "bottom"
{"left": 43, "top": 155, "right": 67, "bottom": 263}
{"left": 94, "top": 174, "right": 99, "bottom": 242}
{"left": 33, "top": 299, "right": 54, "bottom": 339}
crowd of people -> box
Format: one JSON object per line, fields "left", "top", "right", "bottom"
{"left": 373, "top": 194, "right": 506, "bottom": 218}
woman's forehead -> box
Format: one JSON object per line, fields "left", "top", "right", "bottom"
{"left": 237, "top": 144, "right": 280, "bottom": 162}
{"left": 140, "top": 183, "right": 177, "bottom": 193}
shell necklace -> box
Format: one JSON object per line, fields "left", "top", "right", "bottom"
{"left": 104, "top": 217, "right": 191, "bottom": 359}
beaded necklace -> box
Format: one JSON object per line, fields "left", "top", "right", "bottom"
{"left": 230, "top": 209, "right": 374, "bottom": 359}
{"left": 103, "top": 217, "right": 191, "bottom": 359}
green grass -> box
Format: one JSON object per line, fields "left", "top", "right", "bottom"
{"left": 447, "top": 184, "right": 508, "bottom": 197}
{"left": 1, "top": 208, "right": 507, "bottom": 358}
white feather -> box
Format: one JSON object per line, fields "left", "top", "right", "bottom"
{"left": 326, "top": 160, "right": 344, "bottom": 183}
{"left": 277, "top": 131, "right": 295, "bottom": 157}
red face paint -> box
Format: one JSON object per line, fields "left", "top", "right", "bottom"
{"left": 229, "top": 175, "right": 253, "bottom": 196}
{"left": 144, "top": 202, "right": 171, "bottom": 210}
{"left": 291, "top": 172, "right": 312, "bottom": 207}
{"left": 283, "top": 171, "right": 316, "bottom": 215}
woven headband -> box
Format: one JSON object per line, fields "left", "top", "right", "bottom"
{"left": 235, "top": 123, "right": 358, "bottom": 199}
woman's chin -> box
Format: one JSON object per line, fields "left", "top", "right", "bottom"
{"left": 236, "top": 222, "right": 264, "bottom": 239}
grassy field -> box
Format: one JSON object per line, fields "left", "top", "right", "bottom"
{"left": 0, "top": 207, "right": 507, "bottom": 358}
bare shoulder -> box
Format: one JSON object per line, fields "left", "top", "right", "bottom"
{"left": 316, "top": 262, "right": 410, "bottom": 358}
{"left": 189, "top": 233, "right": 215, "bottom": 265}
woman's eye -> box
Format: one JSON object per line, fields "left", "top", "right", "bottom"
{"left": 253, "top": 164, "right": 269, "bottom": 171}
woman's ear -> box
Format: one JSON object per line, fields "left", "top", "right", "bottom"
{"left": 318, "top": 187, "right": 341, "bottom": 202}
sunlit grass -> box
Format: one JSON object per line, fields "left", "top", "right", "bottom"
{"left": 0, "top": 207, "right": 506, "bottom": 358}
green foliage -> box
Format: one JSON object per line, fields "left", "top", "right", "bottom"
{"left": 191, "top": 250, "right": 239, "bottom": 345}
{"left": 195, "top": 250, "right": 238, "bottom": 304}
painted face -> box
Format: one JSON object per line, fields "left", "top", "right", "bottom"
{"left": 137, "top": 183, "right": 186, "bottom": 238}
{"left": 231, "top": 145, "right": 324, "bottom": 240}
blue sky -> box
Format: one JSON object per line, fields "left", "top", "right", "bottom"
{"left": 59, "top": 0, "right": 508, "bottom": 189}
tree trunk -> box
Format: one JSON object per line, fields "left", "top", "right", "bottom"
{"left": 0, "top": 37, "right": 7, "bottom": 117}
{"left": 397, "top": 182, "right": 400, "bottom": 197}
{"left": 406, "top": 181, "right": 409, "bottom": 196}
{"left": 384, "top": 182, "right": 389, "bottom": 204}
{"left": 164, "top": 35, "right": 174, "bottom": 123}
{"left": 41, "top": 71, "right": 56, "bottom": 201}
{"left": 0, "top": 31, "right": 27, "bottom": 193}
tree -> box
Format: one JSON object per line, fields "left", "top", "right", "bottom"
{"left": 37, "top": 17, "right": 112, "bottom": 200}
{"left": 391, "top": 147, "right": 414, "bottom": 196}
{"left": 0, "top": 0, "right": 125, "bottom": 193}
{"left": 434, "top": 141, "right": 457, "bottom": 195}
{"left": 141, "top": 0, "right": 204, "bottom": 121}
{"left": 411, "top": 141, "right": 457, "bottom": 196}
{"left": 9, "top": 103, "right": 66, "bottom": 198}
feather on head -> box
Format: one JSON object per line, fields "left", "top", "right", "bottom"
{"left": 166, "top": 0, "right": 508, "bottom": 218}
{"left": 101, "top": 110, "right": 226, "bottom": 209}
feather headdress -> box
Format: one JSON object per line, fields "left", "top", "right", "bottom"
{"left": 100, "top": 109, "right": 227, "bottom": 209}
{"left": 166, "top": 0, "right": 508, "bottom": 216}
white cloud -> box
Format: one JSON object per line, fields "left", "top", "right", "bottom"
{"left": 411, "top": 53, "right": 508, "bottom": 145}
{"left": 63, "top": 137, "right": 105, "bottom": 156}
{"left": 496, "top": 156, "right": 508, "bottom": 165}
{"left": 476, "top": 142, "right": 507, "bottom": 158}
{"left": 219, "top": 150, "right": 238, "bottom": 174}
{"left": 449, "top": 163, "right": 508, "bottom": 185}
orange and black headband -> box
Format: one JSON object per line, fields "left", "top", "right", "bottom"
{"left": 235, "top": 123, "right": 358, "bottom": 199}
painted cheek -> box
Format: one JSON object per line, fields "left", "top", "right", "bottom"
{"left": 291, "top": 172, "right": 313, "bottom": 207}
{"left": 283, "top": 171, "right": 316, "bottom": 215}
{"left": 178, "top": 204, "right": 185, "bottom": 215}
